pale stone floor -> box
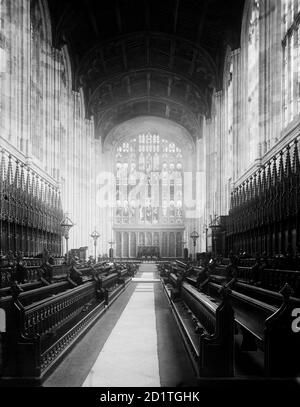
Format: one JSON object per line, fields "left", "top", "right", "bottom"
{"left": 83, "top": 268, "right": 160, "bottom": 387}
{"left": 43, "top": 263, "right": 196, "bottom": 387}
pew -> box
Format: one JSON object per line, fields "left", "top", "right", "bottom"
{"left": 2, "top": 280, "right": 104, "bottom": 382}
{"left": 0, "top": 262, "right": 133, "bottom": 383}
{"left": 231, "top": 280, "right": 300, "bottom": 308}
{"left": 185, "top": 266, "right": 209, "bottom": 289}
{"left": 0, "top": 263, "right": 70, "bottom": 290}
{"left": 0, "top": 281, "right": 44, "bottom": 298}
{"left": 206, "top": 280, "right": 300, "bottom": 377}
{"left": 163, "top": 261, "right": 209, "bottom": 291}
{"left": 0, "top": 280, "right": 72, "bottom": 310}
{"left": 208, "top": 257, "right": 300, "bottom": 297}
{"left": 163, "top": 275, "right": 234, "bottom": 377}
{"left": 97, "top": 271, "right": 127, "bottom": 305}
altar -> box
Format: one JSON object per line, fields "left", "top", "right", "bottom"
{"left": 137, "top": 245, "right": 160, "bottom": 259}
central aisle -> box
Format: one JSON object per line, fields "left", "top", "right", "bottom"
{"left": 43, "top": 262, "right": 196, "bottom": 387}
{"left": 83, "top": 264, "right": 160, "bottom": 387}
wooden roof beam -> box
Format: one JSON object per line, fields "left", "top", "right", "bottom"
{"left": 126, "top": 76, "right": 131, "bottom": 97}
{"left": 196, "top": 0, "right": 209, "bottom": 43}
{"left": 115, "top": 0, "right": 123, "bottom": 33}
{"left": 122, "top": 42, "right": 128, "bottom": 70}
{"left": 173, "top": 0, "right": 180, "bottom": 34}
{"left": 84, "top": 0, "right": 100, "bottom": 38}
{"left": 169, "top": 40, "right": 176, "bottom": 70}
{"left": 167, "top": 77, "right": 173, "bottom": 97}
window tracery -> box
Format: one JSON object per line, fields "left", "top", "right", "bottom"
{"left": 115, "top": 133, "right": 184, "bottom": 225}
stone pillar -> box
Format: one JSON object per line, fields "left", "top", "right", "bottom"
{"left": 128, "top": 232, "right": 131, "bottom": 257}
{"left": 215, "top": 90, "right": 223, "bottom": 215}
{"left": 121, "top": 232, "right": 123, "bottom": 258}
{"left": 232, "top": 48, "right": 241, "bottom": 182}
{"left": 159, "top": 231, "right": 163, "bottom": 258}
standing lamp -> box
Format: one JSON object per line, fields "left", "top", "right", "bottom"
{"left": 190, "top": 230, "right": 199, "bottom": 262}
{"left": 91, "top": 230, "right": 100, "bottom": 261}
{"left": 60, "top": 214, "right": 74, "bottom": 264}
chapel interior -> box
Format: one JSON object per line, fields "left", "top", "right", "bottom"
{"left": 0, "top": 0, "right": 300, "bottom": 391}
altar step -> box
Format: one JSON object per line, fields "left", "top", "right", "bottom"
{"left": 132, "top": 278, "right": 160, "bottom": 282}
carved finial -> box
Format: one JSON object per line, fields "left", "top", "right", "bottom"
{"left": 7, "top": 154, "right": 13, "bottom": 185}
{"left": 218, "top": 284, "right": 232, "bottom": 299}
{"left": 285, "top": 144, "right": 292, "bottom": 178}
{"left": 279, "top": 283, "right": 293, "bottom": 302}
{"left": 20, "top": 163, "right": 25, "bottom": 193}
{"left": 293, "top": 138, "right": 300, "bottom": 174}
{"left": 10, "top": 281, "right": 23, "bottom": 300}
{"left": 249, "top": 176, "right": 253, "bottom": 200}
{"left": 279, "top": 150, "right": 284, "bottom": 181}
{"left": 262, "top": 165, "right": 267, "bottom": 192}
{"left": 253, "top": 172, "right": 258, "bottom": 197}
{"left": 257, "top": 167, "right": 262, "bottom": 195}
{"left": 267, "top": 161, "right": 272, "bottom": 190}
{"left": 272, "top": 156, "right": 277, "bottom": 186}
{"left": 245, "top": 179, "right": 250, "bottom": 201}
{"left": 0, "top": 149, "right": 6, "bottom": 185}
{"left": 14, "top": 159, "right": 20, "bottom": 189}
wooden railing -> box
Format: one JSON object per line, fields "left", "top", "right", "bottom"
{"left": 0, "top": 148, "right": 63, "bottom": 257}
{"left": 1, "top": 261, "right": 133, "bottom": 383}
{"left": 227, "top": 135, "right": 300, "bottom": 256}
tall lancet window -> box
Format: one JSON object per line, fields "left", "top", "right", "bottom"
{"left": 224, "top": 54, "right": 233, "bottom": 213}
{"left": 282, "top": 0, "right": 299, "bottom": 127}
{"left": 247, "top": 0, "right": 260, "bottom": 160}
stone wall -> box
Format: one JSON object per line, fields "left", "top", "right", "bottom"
{"left": 0, "top": 0, "right": 99, "bottom": 255}
{"left": 204, "top": 0, "right": 300, "bottom": 237}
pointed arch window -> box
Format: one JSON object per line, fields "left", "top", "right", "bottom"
{"left": 114, "top": 133, "right": 184, "bottom": 224}
{"left": 282, "top": 0, "right": 299, "bottom": 126}
{"left": 247, "top": 0, "right": 260, "bottom": 160}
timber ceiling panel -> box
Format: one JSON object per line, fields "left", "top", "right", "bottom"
{"left": 47, "top": 0, "right": 245, "bottom": 140}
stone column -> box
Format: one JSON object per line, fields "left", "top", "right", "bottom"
{"left": 121, "top": 232, "right": 123, "bottom": 258}
{"left": 129, "top": 232, "right": 131, "bottom": 258}
{"left": 232, "top": 48, "right": 241, "bottom": 182}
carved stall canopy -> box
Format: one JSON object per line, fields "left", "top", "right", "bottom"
{"left": 47, "top": 0, "right": 245, "bottom": 140}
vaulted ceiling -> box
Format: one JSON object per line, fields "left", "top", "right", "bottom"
{"left": 48, "top": 0, "right": 245, "bottom": 140}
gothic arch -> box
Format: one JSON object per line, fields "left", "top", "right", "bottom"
{"left": 61, "top": 44, "right": 73, "bottom": 91}
{"left": 241, "top": 0, "right": 260, "bottom": 163}
{"left": 31, "top": 0, "right": 52, "bottom": 46}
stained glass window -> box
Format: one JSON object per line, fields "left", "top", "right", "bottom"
{"left": 115, "top": 133, "right": 183, "bottom": 224}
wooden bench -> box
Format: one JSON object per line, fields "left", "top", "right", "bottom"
{"left": 163, "top": 277, "right": 234, "bottom": 377}
{"left": 233, "top": 280, "right": 300, "bottom": 308}
{"left": 117, "top": 267, "right": 131, "bottom": 285}
{"left": 0, "top": 280, "right": 44, "bottom": 298}
{"left": 261, "top": 268, "right": 300, "bottom": 294}
{"left": 207, "top": 280, "right": 300, "bottom": 377}
{"left": 97, "top": 268, "right": 132, "bottom": 305}
{"left": 1, "top": 263, "right": 133, "bottom": 383}
{"left": 2, "top": 280, "right": 104, "bottom": 382}
{"left": 0, "top": 265, "right": 41, "bottom": 288}
{"left": 0, "top": 280, "right": 72, "bottom": 310}
{"left": 0, "top": 263, "right": 70, "bottom": 289}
